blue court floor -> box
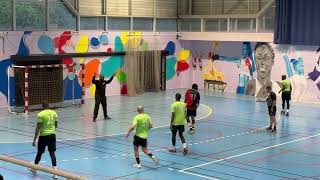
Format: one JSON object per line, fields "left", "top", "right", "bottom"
{"left": 1, "top": 89, "right": 320, "bottom": 180}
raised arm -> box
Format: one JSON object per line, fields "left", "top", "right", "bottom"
{"left": 105, "top": 74, "right": 115, "bottom": 84}
{"left": 92, "top": 74, "right": 97, "bottom": 84}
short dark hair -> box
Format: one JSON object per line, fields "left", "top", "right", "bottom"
{"left": 192, "top": 83, "right": 198, "bottom": 90}
{"left": 42, "top": 101, "right": 49, "bottom": 109}
{"left": 254, "top": 42, "right": 275, "bottom": 60}
{"left": 175, "top": 93, "right": 181, "bottom": 100}
{"left": 266, "top": 86, "right": 272, "bottom": 90}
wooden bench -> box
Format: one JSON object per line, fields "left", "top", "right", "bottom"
{"left": 204, "top": 80, "right": 227, "bottom": 92}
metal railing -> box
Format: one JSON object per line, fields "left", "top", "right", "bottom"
{"left": 178, "top": 0, "right": 275, "bottom": 33}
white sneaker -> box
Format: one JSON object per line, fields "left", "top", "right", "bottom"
{"left": 151, "top": 156, "right": 159, "bottom": 164}
{"left": 133, "top": 164, "right": 142, "bottom": 169}
{"left": 52, "top": 166, "right": 58, "bottom": 179}
{"left": 28, "top": 168, "right": 37, "bottom": 175}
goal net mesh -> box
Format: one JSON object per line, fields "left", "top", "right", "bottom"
{"left": 11, "top": 65, "right": 82, "bottom": 112}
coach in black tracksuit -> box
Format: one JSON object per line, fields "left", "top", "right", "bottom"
{"left": 92, "top": 73, "right": 115, "bottom": 122}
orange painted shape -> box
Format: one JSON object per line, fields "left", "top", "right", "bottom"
{"left": 79, "top": 59, "right": 100, "bottom": 87}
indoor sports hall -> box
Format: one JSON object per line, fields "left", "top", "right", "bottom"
{"left": 1, "top": 0, "right": 320, "bottom": 179}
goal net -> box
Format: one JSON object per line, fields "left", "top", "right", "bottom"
{"left": 8, "top": 63, "right": 85, "bottom": 113}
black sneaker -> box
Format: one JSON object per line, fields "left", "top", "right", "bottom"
{"left": 266, "top": 126, "right": 272, "bottom": 130}
{"left": 188, "top": 127, "right": 195, "bottom": 134}
{"left": 271, "top": 128, "right": 277, "bottom": 133}
{"left": 286, "top": 112, "right": 289, "bottom": 116}
{"left": 183, "top": 147, "right": 188, "bottom": 155}
{"left": 104, "top": 116, "right": 111, "bottom": 120}
{"left": 93, "top": 119, "right": 96, "bottom": 122}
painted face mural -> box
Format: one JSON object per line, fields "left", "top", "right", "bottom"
{"left": 254, "top": 43, "right": 274, "bottom": 80}
{"left": 245, "top": 43, "right": 277, "bottom": 99}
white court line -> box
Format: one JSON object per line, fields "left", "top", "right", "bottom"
{"left": 58, "top": 104, "right": 213, "bottom": 141}
{"left": 2, "top": 96, "right": 173, "bottom": 118}
{"left": 31, "top": 118, "right": 267, "bottom": 165}
{"left": 58, "top": 103, "right": 212, "bottom": 142}
{"left": 179, "top": 133, "right": 320, "bottom": 179}
{"left": 182, "top": 170, "right": 220, "bottom": 180}
{"left": 0, "top": 103, "right": 213, "bottom": 144}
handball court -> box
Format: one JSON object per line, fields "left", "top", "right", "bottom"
{"left": 1, "top": 89, "right": 320, "bottom": 180}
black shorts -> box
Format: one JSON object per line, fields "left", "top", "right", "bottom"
{"left": 282, "top": 92, "right": 291, "bottom": 101}
{"left": 171, "top": 125, "right": 185, "bottom": 133}
{"left": 187, "top": 109, "right": 197, "bottom": 117}
{"left": 133, "top": 135, "right": 147, "bottom": 148}
{"left": 268, "top": 106, "right": 277, "bottom": 116}
{"left": 38, "top": 134, "right": 56, "bottom": 153}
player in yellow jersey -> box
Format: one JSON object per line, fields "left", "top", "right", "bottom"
{"left": 125, "top": 106, "right": 159, "bottom": 169}
{"left": 278, "top": 75, "right": 292, "bottom": 116}
{"left": 169, "top": 93, "right": 188, "bottom": 155}
{"left": 29, "top": 101, "right": 58, "bottom": 179}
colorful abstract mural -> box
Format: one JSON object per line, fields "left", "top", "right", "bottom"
{"left": 0, "top": 31, "right": 188, "bottom": 107}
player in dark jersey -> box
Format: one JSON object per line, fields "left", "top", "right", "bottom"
{"left": 184, "top": 83, "right": 200, "bottom": 134}
{"left": 92, "top": 73, "right": 115, "bottom": 122}
{"left": 257, "top": 86, "right": 277, "bottom": 132}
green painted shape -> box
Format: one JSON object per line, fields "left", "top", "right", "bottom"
{"left": 116, "top": 71, "right": 126, "bottom": 84}
{"left": 101, "top": 56, "right": 124, "bottom": 78}
{"left": 114, "top": 36, "right": 124, "bottom": 52}
{"left": 166, "top": 57, "right": 177, "bottom": 80}
{"left": 141, "top": 41, "right": 149, "bottom": 51}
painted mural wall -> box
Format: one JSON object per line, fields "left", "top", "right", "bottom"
{"left": 181, "top": 40, "right": 320, "bottom": 104}
{"left": 1, "top": 32, "right": 319, "bottom": 108}
{"left": 0, "top": 31, "right": 192, "bottom": 108}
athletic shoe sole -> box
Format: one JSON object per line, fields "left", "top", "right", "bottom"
{"left": 133, "top": 164, "right": 142, "bottom": 169}
{"left": 152, "top": 157, "right": 159, "bottom": 164}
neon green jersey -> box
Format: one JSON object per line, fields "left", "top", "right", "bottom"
{"left": 133, "top": 114, "right": 152, "bottom": 139}
{"left": 171, "top": 101, "right": 186, "bottom": 126}
{"left": 282, "top": 79, "right": 291, "bottom": 92}
{"left": 37, "top": 109, "right": 57, "bottom": 136}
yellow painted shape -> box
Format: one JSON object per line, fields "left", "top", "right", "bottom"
{"left": 121, "top": 32, "right": 142, "bottom": 48}
{"left": 75, "top": 36, "right": 89, "bottom": 63}
{"left": 178, "top": 50, "right": 191, "bottom": 62}
{"left": 120, "top": 32, "right": 129, "bottom": 45}
{"left": 89, "top": 84, "right": 96, "bottom": 97}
